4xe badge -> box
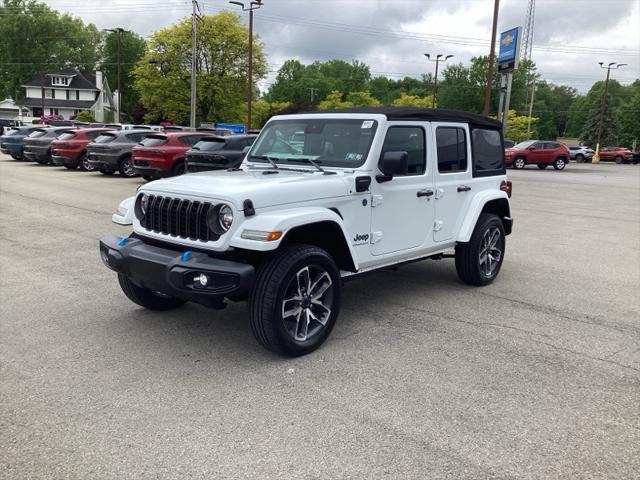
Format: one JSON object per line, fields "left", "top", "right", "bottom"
{"left": 353, "top": 233, "right": 370, "bottom": 246}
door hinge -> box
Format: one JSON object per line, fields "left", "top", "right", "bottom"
{"left": 435, "top": 188, "right": 445, "bottom": 199}
{"left": 371, "top": 231, "right": 383, "bottom": 244}
{"left": 433, "top": 220, "right": 444, "bottom": 232}
{"left": 371, "top": 195, "right": 383, "bottom": 207}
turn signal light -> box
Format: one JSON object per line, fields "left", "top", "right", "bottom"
{"left": 500, "top": 180, "right": 512, "bottom": 198}
{"left": 241, "top": 229, "right": 283, "bottom": 241}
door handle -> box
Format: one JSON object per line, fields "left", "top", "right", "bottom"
{"left": 417, "top": 189, "right": 434, "bottom": 198}
{"left": 457, "top": 185, "right": 471, "bottom": 192}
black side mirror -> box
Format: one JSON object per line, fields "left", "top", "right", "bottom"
{"left": 377, "top": 151, "right": 408, "bottom": 182}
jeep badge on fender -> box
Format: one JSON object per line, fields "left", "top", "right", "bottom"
{"left": 100, "top": 107, "right": 513, "bottom": 356}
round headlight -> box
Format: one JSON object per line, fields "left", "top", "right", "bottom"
{"left": 218, "top": 204, "right": 233, "bottom": 231}
{"left": 140, "top": 194, "right": 149, "bottom": 215}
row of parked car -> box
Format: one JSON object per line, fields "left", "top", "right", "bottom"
{"left": 504, "top": 140, "right": 638, "bottom": 170}
{"left": 0, "top": 123, "right": 258, "bottom": 178}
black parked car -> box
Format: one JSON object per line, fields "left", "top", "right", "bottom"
{"left": 86, "top": 129, "right": 153, "bottom": 175}
{"left": 185, "top": 134, "right": 257, "bottom": 172}
{"left": 23, "top": 126, "right": 75, "bottom": 164}
{"left": 0, "top": 125, "right": 47, "bottom": 159}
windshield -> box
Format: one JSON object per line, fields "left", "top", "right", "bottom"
{"left": 27, "top": 129, "right": 47, "bottom": 138}
{"left": 94, "top": 133, "right": 116, "bottom": 143}
{"left": 57, "top": 132, "right": 76, "bottom": 140}
{"left": 249, "top": 118, "right": 378, "bottom": 168}
{"left": 193, "top": 139, "right": 225, "bottom": 151}
{"left": 5, "top": 128, "right": 20, "bottom": 136}
{"left": 514, "top": 140, "right": 536, "bottom": 149}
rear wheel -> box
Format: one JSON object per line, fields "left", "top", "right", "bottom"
{"left": 118, "top": 156, "right": 136, "bottom": 177}
{"left": 513, "top": 157, "right": 526, "bottom": 169}
{"left": 35, "top": 151, "right": 51, "bottom": 165}
{"left": 455, "top": 213, "right": 506, "bottom": 286}
{"left": 118, "top": 274, "right": 186, "bottom": 311}
{"left": 537, "top": 164, "right": 548, "bottom": 169}
{"left": 10, "top": 154, "right": 21, "bottom": 160}
{"left": 553, "top": 157, "right": 566, "bottom": 170}
{"left": 172, "top": 161, "right": 186, "bottom": 176}
{"left": 249, "top": 244, "right": 341, "bottom": 356}
{"left": 615, "top": 155, "right": 623, "bottom": 164}
{"left": 575, "top": 154, "right": 584, "bottom": 163}
{"left": 80, "top": 154, "right": 95, "bottom": 171}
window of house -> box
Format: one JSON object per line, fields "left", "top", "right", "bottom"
{"left": 436, "top": 127, "right": 468, "bottom": 173}
{"left": 379, "top": 126, "right": 426, "bottom": 175}
{"left": 45, "top": 89, "right": 53, "bottom": 98}
{"left": 471, "top": 128, "right": 505, "bottom": 175}
{"left": 52, "top": 76, "right": 70, "bottom": 86}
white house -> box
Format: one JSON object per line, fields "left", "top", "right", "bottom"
{"left": 17, "top": 68, "right": 117, "bottom": 122}
{"left": 0, "top": 97, "right": 29, "bottom": 121}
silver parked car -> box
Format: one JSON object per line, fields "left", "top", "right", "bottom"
{"left": 568, "top": 145, "right": 594, "bottom": 163}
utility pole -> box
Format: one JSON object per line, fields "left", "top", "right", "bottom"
{"left": 105, "top": 28, "right": 126, "bottom": 123}
{"left": 593, "top": 62, "right": 626, "bottom": 163}
{"left": 308, "top": 87, "right": 318, "bottom": 103}
{"left": 424, "top": 53, "right": 453, "bottom": 108}
{"left": 230, "top": 0, "right": 264, "bottom": 131}
{"left": 526, "top": 77, "right": 537, "bottom": 138}
{"left": 483, "top": 0, "right": 500, "bottom": 116}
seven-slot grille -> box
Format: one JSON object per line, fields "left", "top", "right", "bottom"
{"left": 141, "top": 195, "right": 220, "bottom": 242}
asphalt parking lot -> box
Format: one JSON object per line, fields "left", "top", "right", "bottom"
{"left": 1, "top": 155, "right": 639, "bottom": 479}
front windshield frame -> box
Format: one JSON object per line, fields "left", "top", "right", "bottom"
{"left": 248, "top": 118, "right": 379, "bottom": 169}
{"left": 514, "top": 140, "right": 536, "bottom": 149}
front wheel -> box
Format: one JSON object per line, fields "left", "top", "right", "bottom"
{"left": 575, "top": 154, "right": 584, "bottom": 163}
{"left": 513, "top": 157, "right": 526, "bottom": 169}
{"left": 455, "top": 213, "right": 506, "bottom": 286}
{"left": 118, "top": 274, "right": 186, "bottom": 311}
{"left": 172, "top": 161, "right": 186, "bottom": 176}
{"left": 249, "top": 244, "right": 341, "bottom": 356}
{"left": 537, "top": 164, "right": 548, "bottom": 169}
{"left": 615, "top": 156, "right": 623, "bottom": 164}
{"left": 553, "top": 157, "right": 566, "bottom": 170}
{"left": 118, "top": 156, "right": 137, "bottom": 177}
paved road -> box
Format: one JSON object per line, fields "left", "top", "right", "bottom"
{"left": 1, "top": 156, "right": 639, "bottom": 479}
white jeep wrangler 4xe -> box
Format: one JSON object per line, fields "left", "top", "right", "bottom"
{"left": 100, "top": 107, "right": 513, "bottom": 356}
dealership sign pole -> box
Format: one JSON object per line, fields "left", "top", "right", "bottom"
{"left": 497, "top": 27, "right": 521, "bottom": 135}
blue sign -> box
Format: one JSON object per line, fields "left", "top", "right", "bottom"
{"left": 498, "top": 27, "right": 521, "bottom": 68}
{"left": 216, "top": 123, "right": 246, "bottom": 134}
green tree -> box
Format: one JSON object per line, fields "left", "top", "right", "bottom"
{"left": 251, "top": 99, "right": 291, "bottom": 127}
{"left": 318, "top": 91, "right": 352, "bottom": 110}
{"left": 74, "top": 110, "right": 94, "bottom": 122}
{"left": 100, "top": 30, "right": 146, "bottom": 121}
{"left": 0, "top": 0, "right": 101, "bottom": 99}
{"left": 133, "top": 11, "right": 267, "bottom": 125}
{"left": 503, "top": 110, "right": 537, "bottom": 142}
{"left": 392, "top": 93, "right": 434, "bottom": 108}
{"left": 617, "top": 80, "right": 640, "bottom": 148}
{"left": 581, "top": 94, "right": 618, "bottom": 146}
{"left": 345, "top": 91, "right": 380, "bottom": 107}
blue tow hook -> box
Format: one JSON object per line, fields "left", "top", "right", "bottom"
{"left": 118, "top": 237, "right": 128, "bottom": 247}
{"left": 182, "top": 251, "right": 192, "bottom": 262}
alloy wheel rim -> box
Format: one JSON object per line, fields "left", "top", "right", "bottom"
{"left": 557, "top": 159, "right": 565, "bottom": 168}
{"left": 478, "top": 227, "right": 502, "bottom": 277}
{"left": 123, "top": 159, "right": 135, "bottom": 177}
{"left": 281, "top": 265, "right": 333, "bottom": 342}
{"left": 516, "top": 159, "right": 524, "bottom": 168}
{"left": 83, "top": 157, "right": 94, "bottom": 171}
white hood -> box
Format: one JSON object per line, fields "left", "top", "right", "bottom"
{"left": 141, "top": 168, "right": 351, "bottom": 209}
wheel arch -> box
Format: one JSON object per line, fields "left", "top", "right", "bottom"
{"left": 457, "top": 191, "right": 512, "bottom": 243}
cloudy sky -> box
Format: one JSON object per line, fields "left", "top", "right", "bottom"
{"left": 40, "top": 0, "right": 640, "bottom": 93}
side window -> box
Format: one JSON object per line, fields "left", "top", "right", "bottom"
{"left": 544, "top": 142, "right": 557, "bottom": 149}
{"left": 533, "top": 142, "right": 544, "bottom": 149}
{"left": 379, "top": 126, "right": 425, "bottom": 175}
{"left": 472, "top": 128, "right": 505, "bottom": 176}
{"left": 436, "top": 127, "right": 467, "bottom": 173}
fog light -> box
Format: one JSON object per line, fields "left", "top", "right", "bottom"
{"left": 194, "top": 273, "right": 209, "bottom": 287}
{"left": 100, "top": 249, "right": 110, "bottom": 266}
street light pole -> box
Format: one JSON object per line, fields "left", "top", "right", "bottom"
{"left": 424, "top": 53, "right": 453, "bottom": 108}
{"left": 593, "top": 61, "right": 626, "bottom": 163}
{"left": 230, "top": 0, "right": 263, "bottom": 131}
{"left": 105, "top": 28, "right": 126, "bottom": 123}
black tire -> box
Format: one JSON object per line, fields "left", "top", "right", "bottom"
{"left": 35, "top": 151, "right": 51, "bottom": 165}
{"left": 513, "top": 157, "right": 526, "bottom": 169}
{"left": 455, "top": 213, "right": 506, "bottom": 286}
{"left": 615, "top": 155, "right": 623, "bottom": 164}
{"left": 117, "top": 274, "right": 186, "bottom": 311}
{"left": 575, "top": 154, "right": 584, "bottom": 163}
{"left": 249, "top": 244, "right": 341, "bottom": 356}
{"left": 76, "top": 153, "right": 89, "bottom": 171}
{"left": 10, "top": 154, "right": 21, "bottom": 160}
{"left": 99, "top": 168, "right": 115, "bottom": 175}
{"left": 553, "top": 157, "right": 567, "bottom": 170}
{"left": 537, "top": 164, "right": 548, "bottom": 169}
{"left": 172, "top": 160, "right": 186, "bottom": 176}
{"left": 118, "top": 155, "right": 137, "bottom": 177}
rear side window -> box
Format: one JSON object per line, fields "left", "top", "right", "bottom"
{"left": 194, "top": 139, "right": 225, "bottom": 151}
{"left": 140, "top": 136, "right": 167, "bottom": 147}
{"left": 28, "top": 129, "right": 47, "bottom": 138}
{"left": 6, "top": 128, "right": 21, "bottom": 136}
{"left": 94, "top": 133, "right": 116, "bottom": 143}
{"left": 472, "top": 128, "right": 505, "bottom": 176}
{"left": 179, "top": 135, "right": 208, "bottom": 146}
{"left": 544, "top": 142, "right": 559, "bottom": 149}
{"left": 126, "top": 132, "right": 148, "bottom": 143}
{"left": 436, "top": 127, "right": 467, "bottom": 173}
{"left": 87, "top": 130, "right": 106, "bottom": 140}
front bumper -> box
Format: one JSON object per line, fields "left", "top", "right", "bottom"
{"left": 99, "top": 234, "right": 255, "bottom": 307}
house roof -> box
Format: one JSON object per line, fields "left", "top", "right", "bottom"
{"left": 307, "top": 106, "right": 502, "bottom": 129}
{"left": 16, "top": 98, "right": 96, "bottom": 109}
{"left": 22, "top": 69, "right": 98, "bottom": 90}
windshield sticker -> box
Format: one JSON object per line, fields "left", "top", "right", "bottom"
{"left": 345, "top": 153, "right": 363, "bottom": 162}
{"left": 361, "top": 120, "right": 374, "bottom": 129}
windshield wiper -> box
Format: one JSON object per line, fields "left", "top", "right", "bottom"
{"left": 249, "top": 155, "right": 279, "bottom": 169}
{"left": 286, "top": 157, "right": 325, "bottom": 173}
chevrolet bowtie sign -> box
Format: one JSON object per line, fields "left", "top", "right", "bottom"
{"left": 498, "top": 27, "right": 521, "bottom": 73}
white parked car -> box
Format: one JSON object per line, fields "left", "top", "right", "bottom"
{"left": 100, "top": 107, "right": 513, "bottom": 356}
{"left": 568, "top": 145, "right": 594, "bottom": 163}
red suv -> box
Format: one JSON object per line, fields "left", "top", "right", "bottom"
{"left": 132, "top": 132, "right": 214, "bottom": 179}
{"left": 506, "top": 140, "right": 570, "bottom": 170}
{"left": 51, "top": 128, "right": 114, "bottom": 170}
{"left": 598, "top": 146, "right": 633, "bottom": 164}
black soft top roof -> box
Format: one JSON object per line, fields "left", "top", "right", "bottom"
{"left": 306, "top": 106, "right": 502, "bottom": 129}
